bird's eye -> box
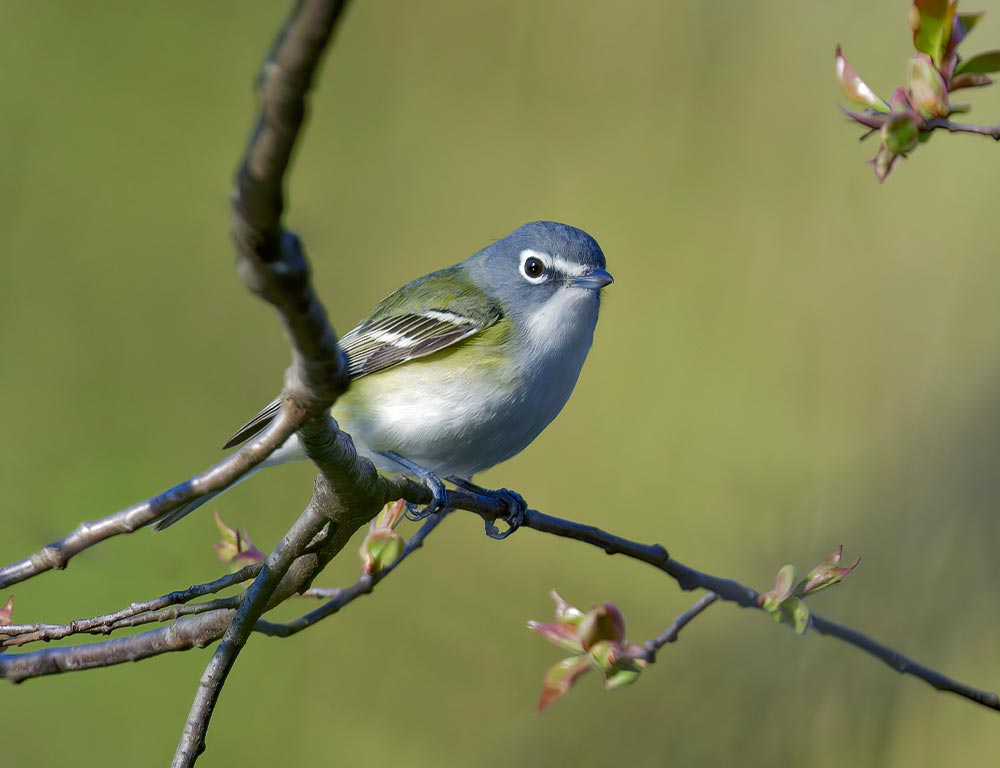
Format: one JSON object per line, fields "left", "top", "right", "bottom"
{"left": 524, "top": 257, "right": 545, "bottom": 278}
{"left": 518, "top": 250, "right": 551, "bottom": 283}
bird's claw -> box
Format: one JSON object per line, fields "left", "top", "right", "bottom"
{"left": 405, "top": 471, "right": 448, "bottom": 521}
{"left": 483, "top": 488, "right": 526, "bottom": 540}
{"left": 379, "top": 451, "right": 449, "bottom": 520}
{"left": 446, "top": 476, "right": 527, "bottom": 539}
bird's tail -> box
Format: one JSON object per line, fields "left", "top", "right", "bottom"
{"left": 151, "top": 467, "right": 260, "bottom": 531}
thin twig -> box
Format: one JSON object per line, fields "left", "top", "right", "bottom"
{"left": 298, "top": 586, "right": 340, "bottom": 599}
{"left": 0, "top": 414, "right": 300, "bottom": 590}
{"left": 0, "top": 610, "right": 236, "bottom": 684}
{"left": 843, "top": 111, "right": 1000, "bottom": 141}
{"left": 0, "top": 501, "right": 441, "bottom": 681}
{"left": 505, "top": 509, "right": 999, "bottom": 713}
{"left": 254, "top": 510, "right": 449, "bottom": 637}
{"left": 2, "top": 597, "right": 242, "bottom": 649}
{"left": 640, "top": 592, "right": 719, "bottom": 663}
{"left": 810, "top": 614, "right": 1000, "bottom": 710}
{"left": 924, "top": 117, "right": 1000, "bottom": 140}
{"left": 0, "top": 564, "right": 260, "bottom": 647}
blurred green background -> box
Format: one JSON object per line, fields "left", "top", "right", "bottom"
{"left": 2, "top": 1, "right": 999, "bottom": 765}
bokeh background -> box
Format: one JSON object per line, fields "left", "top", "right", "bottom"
{"left": 2, "top": 1, "right": 999, "bottom": 765}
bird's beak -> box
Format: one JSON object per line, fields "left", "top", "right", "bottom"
{"left": 570, "top": 268, "right": 614, "bottom": 290}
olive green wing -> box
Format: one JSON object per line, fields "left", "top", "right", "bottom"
{"left": 222, "top": 267, "right": 501, "bottom": 449}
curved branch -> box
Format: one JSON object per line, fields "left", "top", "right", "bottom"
{"left": 173, "top": 3, "right": 353, "bottom": 764}
{"left": 2, "top": 7, "right": 994, "bottom": 760}
{"left": 231, "top": 0, "right": 351, "bottom": 406}
{"left": 0, "top": 414, "right": 300, "bottom": 590}
{"left": 0, "top": 0, "right": 356, "bottom": 593}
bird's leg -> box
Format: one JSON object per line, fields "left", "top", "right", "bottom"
{"left": 379, "top": 451, "right": 448, "bottom": 520}
{"left": 446, "top": 476, "right": 527, "bottom": 540}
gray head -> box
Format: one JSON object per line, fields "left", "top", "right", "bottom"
{"left": 465, "top": 221, "right": 612, "bottom": 333}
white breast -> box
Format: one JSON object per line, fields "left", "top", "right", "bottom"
{"left": 522, "top": 286, "right": 599, "bottom": 363}
{"left": 512, "top": 287, "right": 600, "bottom": 446}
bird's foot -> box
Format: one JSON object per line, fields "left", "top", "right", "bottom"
{"left": 447, "top": 476, "right": 527, "bottom": 540}
{"left": 380, "top": 452, "right": 448, "bottom": 520}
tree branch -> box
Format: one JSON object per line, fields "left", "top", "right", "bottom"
{"left": 639, "top": 592, "right": 719, "bottom": 663}
{"left": 0, "top": 498, "right": 444, "bottom": 684}
{"left": 238, "top": 475, "right": 1000, "bottom": 715}
{"left": 173, "top": 418, "right": 439, "bottom": 764}
{"left": 810, "top": 614, "right": 1000, "bottom": 710}
{"left": 173, "top": 491, "right": 334, "bottom": 767}
{"left": 172, "top": 3, "right": 355, "bottom": 762}
{"left": 923, "top": 117, "right": 1000, "bottom": 140}
{"left": 0, "top": 564, "right": 260, "bottom": 648}
{"left": 0, "top": 0, "right": 358, "bottom": 594}
{"left": 232, "top": 0, "right": 352, "bottom": 408}
{"left": 0, "top": 413, "right": 301, "bottom": 590}
{"left": 0, "top": 610, "right": 236, "bottom": 684}
{"left": 1, "top": 598, "right": 241, "bottom": 649}
{"left": 508, "top": 508, "right": 999, "bottom": 713}
{"left": 2, "top": 481, "right": 995, "bottom": 721}
{"left": 1, "top": 6, "right": 994, "bottom": 765}
{"left": 254, "top": 509, "right": 450, "bottom": 638}
{"left": 843, "top": 111, "right": 1000, "bottom": 142}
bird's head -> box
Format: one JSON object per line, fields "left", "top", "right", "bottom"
{"left": 468, "top": 221, "right": 613, "bottom": 331}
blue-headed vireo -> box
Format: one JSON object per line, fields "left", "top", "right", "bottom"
{"left": 154, "top": 221, "right": 612, "bottom": 531}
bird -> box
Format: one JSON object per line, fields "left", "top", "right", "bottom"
{"left": 153, "top": 220, "right": 612, "bottom": 533}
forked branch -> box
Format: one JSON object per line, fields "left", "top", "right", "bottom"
{"left": 0, "top": 2, "right": 996, "bottom": 767}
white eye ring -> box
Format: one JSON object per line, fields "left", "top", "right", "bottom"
{"left": 519, "top": 249, "right": 550, "bottom": 284}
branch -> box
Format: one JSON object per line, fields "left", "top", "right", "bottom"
{"left": 231, "top": 2, "right": 351, "bottom": 407}
{"left": 0, "top": 610, "right": 236, "bottom": 683}
{"left": 843, "top": 110, "right": 1000, "bottom": 141}
{"left": 2, "top": 598, "right": 241, "bottom": 649}
{"left": 0, "top": 493, "right": 444, "bottom": 684}
{"left": 0, "top": 564, "right": 260, "bottom": 648}
{"left": 0, "top": 414, "right": 300, "bottom": 590}
{"left": 923, "top": 117, "right": 1000, "bottom": 139}
{"left": 0, "top": 0, "right": 358, "bottom": 593}
{"left": 254, "top": 509, "right": 450, "bottom": 638}
{"left": 639, "top": 592, "right": 719, "bottom": 663}
{"left": 173, "top": 2, "right": 353, "bottom": 763}
{"left": 174, "top": 490, "right": 334, "bottom": 767}
{"left": 2, "top": 480, "right": 995, "bottom": 721}
{"left": 1, "top": 6, "right": 992, "bottom": 756}
{"left": 0, "top": 479, "right": 365, "bottom": 686}
{"left": 174, "top": 416, "right": 433, "bottom": 764}
{"left": 507, "top": 508, "right": 999, "bottom": 713}
{"left": 809, "top": 615, "right": 1000, "bottom": 710}
{"left": 298, "top": 586, "right": 341, "bottom": 599}
{"left": 241, "top": 474, "right": 1000, "bottom": 715}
